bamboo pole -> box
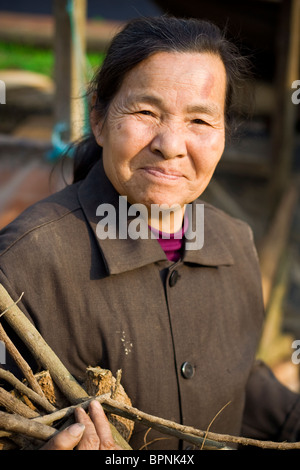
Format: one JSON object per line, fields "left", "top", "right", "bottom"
{"left": 269, "top": 0, "right": 300, "bottom": 201}
{"left": 53, "top": 0, "right": 87, "bottom": 143}
{"left": 257, "top": 182, "right": 298, "bottom": 309}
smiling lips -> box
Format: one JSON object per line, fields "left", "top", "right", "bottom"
{"left": 142, "top": 166, "right": 184, "bottom": 181}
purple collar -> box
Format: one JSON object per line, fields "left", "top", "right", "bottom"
{"left": 149, "top": 218, "right": 188, "bottom": 261}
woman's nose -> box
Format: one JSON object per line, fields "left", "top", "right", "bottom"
{"left": 150, "top": 123, "right": 187, "bottom": 159}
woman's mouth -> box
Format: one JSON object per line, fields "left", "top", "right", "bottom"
{"left": 142, "top": 166, "right": 183, "bottom": 181}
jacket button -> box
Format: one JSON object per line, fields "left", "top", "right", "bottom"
{"left": 169, "top": 270, "right": 179, "bottom": 287}
{"left": 181, "top": 361, "right": 195, "bottom": 379}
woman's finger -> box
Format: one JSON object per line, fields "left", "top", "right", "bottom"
{"left": 74, "top": 406, "right": 101, "bottom": 450}
{"left": 40, "top": 401, "right": 123, "bottom": 450}
{"left": 40, "top": 423, "right": 85, "bottom": 450}
{"left": 88, "top": 400, "right": 123, "bottom": 450}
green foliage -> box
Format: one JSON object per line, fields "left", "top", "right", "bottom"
{"left": 0, "top": 42, "right": 105, "bottom": 78}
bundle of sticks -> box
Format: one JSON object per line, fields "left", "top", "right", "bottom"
{"left": 0, "top": 283, "right": 300, "bottom": 451}
{"left": 0, "top": 283, "right": 134, "bottom": 450}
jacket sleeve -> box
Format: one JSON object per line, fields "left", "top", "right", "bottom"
{"left": 242, "top": 359, "right": 300, "bottom": 442}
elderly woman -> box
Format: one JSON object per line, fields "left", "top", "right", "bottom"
{"left": 1, "top": 16, "right": 300, "bottom": 451}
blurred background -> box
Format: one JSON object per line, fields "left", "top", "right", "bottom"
{"left": 0, "top": 0, "right": 299, "bottom": 392}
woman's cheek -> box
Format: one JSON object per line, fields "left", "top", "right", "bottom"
{"left": 200, "top": 129, "right": 225, "bottom": 159}
{"left": 118, "top": 120, "right": 154, "bottom": 151}
{"left": 190, "top": 132, "right": 224, "bottom": 174}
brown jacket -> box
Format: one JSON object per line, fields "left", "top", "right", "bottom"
{"left": 1, "top": 161, "right": 300, "bottom": 449}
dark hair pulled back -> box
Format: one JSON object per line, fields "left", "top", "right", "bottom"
{"left": 73, "top": 15, "right": 251, "bottom": 183}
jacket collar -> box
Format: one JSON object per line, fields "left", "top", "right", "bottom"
{"left": 77, "top": 160, "right": 234, "bottom": 275}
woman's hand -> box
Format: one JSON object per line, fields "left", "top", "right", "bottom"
{"left": 41, "top": 400, "right": 123, "bottom": 450}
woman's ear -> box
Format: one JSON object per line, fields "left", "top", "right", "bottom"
{"left": 90, "top": 94, "right": 104, "bottom": 146}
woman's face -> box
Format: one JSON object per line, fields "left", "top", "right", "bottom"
{"left": 93, "top": 51, "right": 226, "bottom": 210}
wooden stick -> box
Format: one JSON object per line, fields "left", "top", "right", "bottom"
{"left": 33, "top": 393, "right": 111, "bottom": 426}
{"left": 257, "top": 182, "right": 298, "bottom": 308}
{"left": 0, "top": 387, "right": 40, "bottom": 418}
{"left": 0, "top": 292, "right": 24, "bottom": 318}
{"left": 0, "top": 369, "right": 56, "bottom": 413}
{"left": 0, "top": 411, "right": 56, "bottom": 442}
{"left": 100, "top": 397, "right": 300, "bottom": 450}
{"left": 0, "top": 322, "right": 45, "bottom": 397}
{"left": 0, "top": 284, "right": 88, "bottom": 404}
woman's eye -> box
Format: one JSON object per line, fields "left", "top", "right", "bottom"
{"left": 192, "top": 118, "right": 207, "bottom": 125}
{"left": 139, "top": 110, "right": 153, "bottom": 116}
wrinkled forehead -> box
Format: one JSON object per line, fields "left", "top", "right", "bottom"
{"left": 114, "top": 51, "right": 227, "bottom": 114}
